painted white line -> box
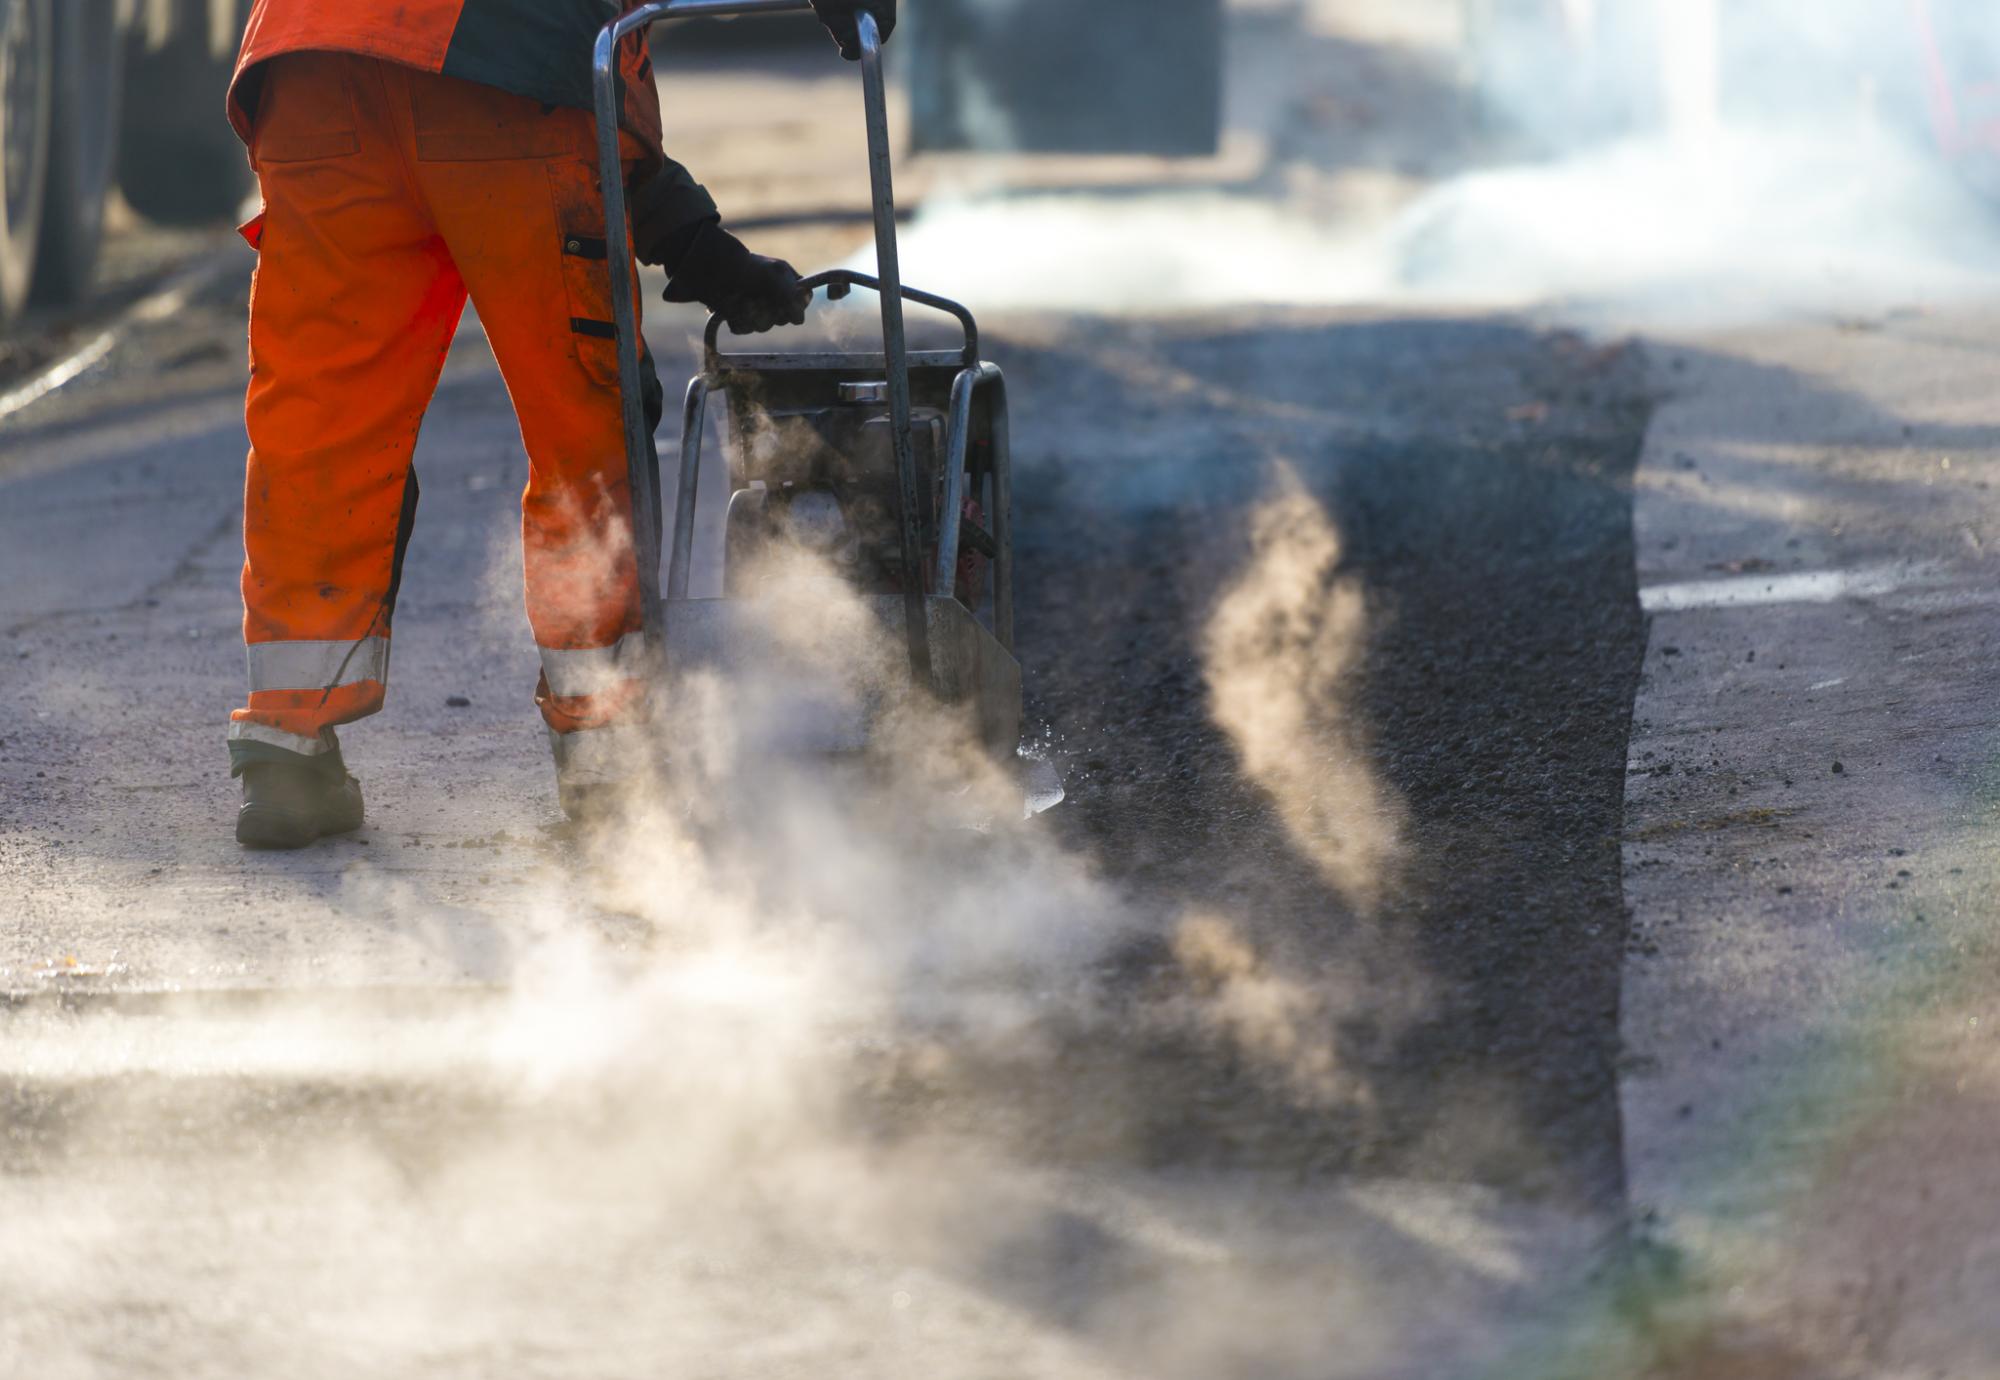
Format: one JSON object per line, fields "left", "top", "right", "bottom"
{"left": 1809, "top": 677, "right": 1847, "bottom": 691}
{"left": 0, "top": 329, "right": 117, "bottom": 421}
{"left": 1639, "top": 563, "right": 1932, "bottom": 613}
{"left": 0, "top": 260, "right": 227, "bottom": 424}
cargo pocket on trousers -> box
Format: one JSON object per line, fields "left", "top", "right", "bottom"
{"left": 549, "top": 164, "right": 623, "bottom": 389}
{"left": 251, "top": 53, "right": 361, "bottom": 164}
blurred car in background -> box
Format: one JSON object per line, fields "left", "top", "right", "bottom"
{"left": 2, "top": 0, "right": 252, "bottom": 327}
{"left": 2, "top": 0, "right": 1237, "bottom": 337}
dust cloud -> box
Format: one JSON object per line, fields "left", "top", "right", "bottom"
{"left": 3, "top": 500, "right": 1488, "bottom": 1377}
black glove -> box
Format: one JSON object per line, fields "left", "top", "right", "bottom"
{"left": 810, "top": 0, "right": 895, "bottom": 60}
{"left": 663, "top": 222, "right": 810, "bottom": 336}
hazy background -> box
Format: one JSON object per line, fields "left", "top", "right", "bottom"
{"left": 881, "top": 0, "right": 2000, "bottom": 323}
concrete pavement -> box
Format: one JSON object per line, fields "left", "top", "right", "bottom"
{"left": 1609, "top": 307, "right": 2000, "bottom": 1375}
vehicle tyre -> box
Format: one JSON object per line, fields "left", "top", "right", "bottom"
{"left": 29, "top": 0, "right": 120, "bottom": 305}
{"left": 116, "top": 0, "right": 249, "bottom": 226}
{"left": 0, "top": 0, "right": 54, "bottom": 325}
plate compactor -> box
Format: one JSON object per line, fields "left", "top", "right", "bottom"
{"left": 592, "top": 2, "right": 1030, "bottom": 784}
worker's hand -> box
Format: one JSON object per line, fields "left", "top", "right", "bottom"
{"left": 663, "top": 224, "right": 810, "bottom": 336}
{"left": 809, "top": 0, "right": 895, "bottom": 60}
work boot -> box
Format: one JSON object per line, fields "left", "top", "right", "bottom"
{"left": 549, "top": 726, "right": 652, "bottom": 827}
{"left": 558, "top": 773, "right": 659, "bottom": 828}
{"left": 236, "top": 759, "right": 365, "bottom": 849}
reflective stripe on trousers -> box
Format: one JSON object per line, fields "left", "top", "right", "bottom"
{"left": 246, "top": 637, "right": 391, "bottom": 693}
{"left": 538, "top": 631, "right": 646, "bottom": 701}
{"left": 227, "top": 721, "right": 341, "bottom": 757}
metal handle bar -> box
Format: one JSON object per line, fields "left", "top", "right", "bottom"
{"left": 594, "top": 0, "right": 812, "bottom": 677}
{"left": 703, "top": 271, "right": 981, "bottom": 367}
{"left": 853, "top": 9, "right": 933, "bottom": 681}
{"left": 595, "top": 2, "right": 933, "bottom": 683}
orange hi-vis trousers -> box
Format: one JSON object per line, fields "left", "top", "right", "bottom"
{"left": 229, "top": 52, "right": 658, "bottom": 782}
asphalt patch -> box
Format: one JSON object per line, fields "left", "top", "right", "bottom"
{"left": 1005, "top": 314, "right": 1651, "bottom": 1209}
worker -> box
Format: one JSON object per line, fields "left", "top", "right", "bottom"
{"left": 223, "top": 0, "right": 895, "bottom": 848}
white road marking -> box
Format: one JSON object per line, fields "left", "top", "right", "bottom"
{"left": 1639, "top": 563, "right": 1931, "bottom": 613}
{"left": 0, "top": 330, "right": 118, "bottom": 421}
{"left": 0, "top": 261, "right": 227, "bottom": 424}
{"left": 1809, "top": 677, "right": 1847, "bottom": 691}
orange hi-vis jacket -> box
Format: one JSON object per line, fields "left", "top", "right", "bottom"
{"left": 228, "top": 0, "right": 717, "bottom": 233}
{"left": 233, "top": 0, "right": 662, "bottom": 153}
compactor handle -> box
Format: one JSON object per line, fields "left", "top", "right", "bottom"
{"left": 596, "top": 2, "right": 934, "bottom": 684}
{"left": 703, "top": 271, "right": 981, "bottom": 366}
{"left": 852, "top": 8, "right": 934, "bottom": 681}
{"left": 593, "top": 0, "right": 816, "bottom": 671}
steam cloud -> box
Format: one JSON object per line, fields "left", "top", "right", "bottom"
{"left": 1202, "top": 463, "right": 1402, "bottom": 911}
